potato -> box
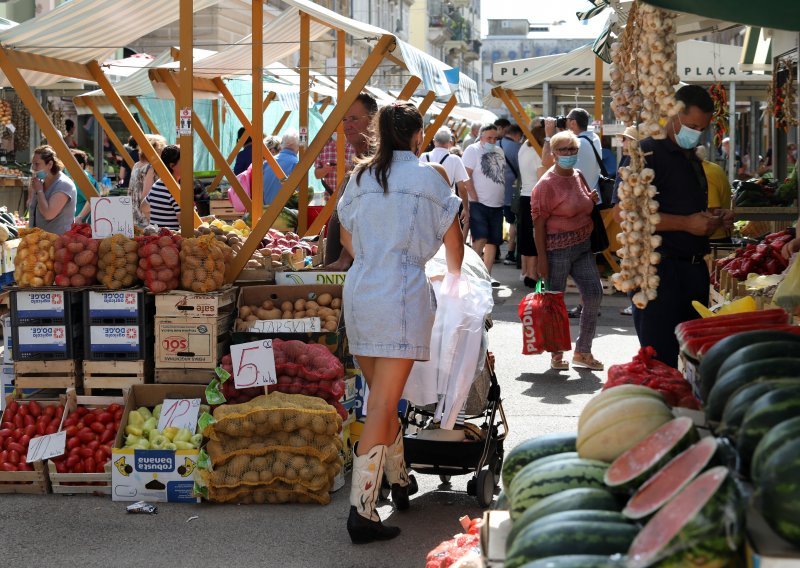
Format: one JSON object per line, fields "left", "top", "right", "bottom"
{"left": 333, "top": 309, "right": 341, "bottom": 318}
{"left": 331, "top": 298, "right": 342, "bottom": 309}
{"left": 305, "top": 300, "right": 319, "bottom": 311}
{"left": 317, "top": 307, "right": 333, "bottom": 318}
{"left": 294, "top": 310, "right": 306, "bottom": 319}
{"left": 267, "top": 308, "right": 282, "bottom": 319}
{"left": 245, "top": 314, "right": 258, "bottom": 322}
{"left": 261, "top": 300, "right": 274, "bottom": 310}
{"left": 323, "top": 321, "right": 337, "bottom": 332}
{"left": 294, "top": 298, "right": 306, "bottom": 311}
{"left": 281, "top": 301, "right": 294, "bottom": 312}
{"left": 305, "top": 308, "right": 318, "bottom": 317}
{"left": 239, "top": 306, "right": 252, "bottom": 318}
{"left": 281, "top": 310, "right": 293, "bottom": 319}
{"left": 256, "top": 308, "right": 272, "bottom": 320}
{"left": 317, "top": 293, "right": 332, "bottom": 307}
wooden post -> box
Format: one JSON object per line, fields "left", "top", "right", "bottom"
{"left": 251, "top": 0, "right": 264, "bottom": 221}
{"left": 298, "top": 12, "right": 311, "bottom": 234}
{"left": 417, "top": 91, "right": 437, "bottom": 115}
{"left": 131, "top": 98, "right": 160, "bottom": 135}
{"left": 397, "top": 76, "right": 422, "bottom": 101}
{"left": 0, "top": 49, "right": 97, "bottom": 201}
{"left": 336, "top": 29, "right": 346, "bottom": 208}
{"left": 178, "top": 0, "right": 194, "bottom": 237}
{"left": 212, "top": 99, "right": 220, "bottom": 149}
{"left": 272, "top": 111, "right": 291, "bottom": 136}
{"left": 318, "top": 97, "right": 332, "bottom": 113}
{"left": 420, "top": 95, "right": 457, "bottom": 155}
{"left": 495, "top": 88, "right": 542, "bottom": 157}
{"left": 594, "top": 56, "right": 603, "bottom": 135}
{"left": 82, "top": 98, "right": 135, "bottom": 170}
{"left": 229, "top": 34, "right": 397, "bottom": 279}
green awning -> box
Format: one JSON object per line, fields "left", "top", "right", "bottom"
{"left": 740, "top": 27, "right": 773, "bottom": 72}
{"left": 643, "top": 0, "right": 800, "bottom": 32}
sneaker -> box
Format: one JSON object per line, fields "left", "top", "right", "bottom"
{"left": 620, "top": 305, "right": 633, "bottom": 316}
{"left": 567, "top": 305, "right": 582, "bottom": 318}
{"left": 503, "top": 252, "right": 516, "bottom": 265}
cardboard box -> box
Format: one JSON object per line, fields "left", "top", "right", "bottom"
{"left": 746, "top": 504, "right": 800, "bottom": 567}
{"left": 1, "top": 239, "right": 19, "bottom": 275}
{"left": 154, "top": 286, "right": 237, "bottom": 318}
{"left": 275, "top": 271, "right": 347, "bottom": 286}
{"left": 111, "top": 384, "right": 206, "bottom": 503}
{"left": 2, "top": 314, "right": 12, "bottom": 363}
{"left": 155, "top": 313, "right": 233, "bottom": 368}
{"left": 678, "top": 351, "right": 702, "bottom": 403}
{"left": 481, "top": 510, "right": 512, "bottom": 567}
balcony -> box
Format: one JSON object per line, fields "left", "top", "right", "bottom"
{"left": 463, "top": 39, "right": 481, "bottom": 63}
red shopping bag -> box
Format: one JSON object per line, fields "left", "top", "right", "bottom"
{"left": 518, "top": 280, "right": 572, "bottom": 355}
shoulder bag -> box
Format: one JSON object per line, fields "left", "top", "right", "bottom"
{"left": 578, "top": 134, "right": 615, "bottom": 210}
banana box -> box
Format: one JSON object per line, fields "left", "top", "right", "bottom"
{"left": 111, "top": 384, "right": 205, "bottom": 503}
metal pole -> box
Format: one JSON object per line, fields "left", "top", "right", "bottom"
{"left": 178, "top": 0, "right": 194, "bottom": 237}
{"left": 543, "top": 82, "right": 550, "bottom": 118}
{"left": 594, "top": 56, "right": 603, "bottom": 134}
{"left": 728, "top": 81, "right": 736, "bottom": 181}
{"left": 750, "top": 98, "right": 758, "bottom": 173}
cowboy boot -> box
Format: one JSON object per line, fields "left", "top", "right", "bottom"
{"left": 384, "top": 427, "right": 418, "bottom": 511}
{"left": 347, "top": 443, "right": 401, "bottom": 544}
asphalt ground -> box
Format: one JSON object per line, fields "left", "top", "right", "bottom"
{"left": 0, "top": 258, "right": 642, "bottom": 568}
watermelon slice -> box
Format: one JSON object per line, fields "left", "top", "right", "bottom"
{"left": 604, "top": 417, "right": 697, "bottom": 491}
{"left": 623, "top": 437, "right": 719, "bottom": 520}
{"left": 627, "top": 466, "right": 743, "bottom": 568}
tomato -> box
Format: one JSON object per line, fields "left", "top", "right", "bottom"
{"left": 23, "top": 424, "right": 35, "bottom": 438}
{"left": 11, "top": 429, "right": 22, "bottom": 442}
{"left": 1, "top": 421, "right": 13, "bottom": 430}
{"left": 99, "top": 444, "right": 112, "bottom": 455}
{"left": 13, "top": 415, "right": 23, "bottom": 429}
{"left": 0, "top": 428, "right": 11, "bottom": 439}
{"left": 87, "top": 440, "right": 99, "bottom": 451}
{"left": 64, "top": 426, "right": 78, "bottom": 437}
{"left": 84, "top": 457, "right": 96, "bottom": 472}
{"left": 95, "top": 462, "right": 106, "bottom": 473}
{"left": 77, "top": 429, "right": 96, "bottom": 443}
{"left": 89, "top": 422, "right": 105, "bottom": 434}
{"left": 45, "top": 424, "right": 58, "bottom": 435}
{"left": 63, "top": 415, "right": 78, "bottom": 428}
{"left": 35, "top": 421, "right": 46, "bottom": 437}
{"left": 83, "top": 413, "right": 96, "bottom": 425}
{"left": 100, "top": 429, "right": 115, "bottom": 444}
{"left": 75, "top": 406, "right": 88, "bottom": 417}
{"left": 7, "top": 401, "right": 18, "bottom": 413}
{"left": 0, "top": 450, "right": 7, "bottom": 463}
{"left": 77, "top": 447, "right": 93, "bottom": 458}
{"left": 76, "top": 422, "right": 85, "bottom": 431}
{"left": 73, "top": 462, "right": 84, "bottom": 474}
{"left": 107, "top": 403, "right": 121, "bottom": 414}
{"left": 1, "top": 462, "right": 17, "bottom": 471}
{"left": 54, "top": 461, "right": 66, "bottom": 473}
{"left": 65, "top": 454, "right": 80, "bottom": 469}
{"left": 28, "top": 401, "right": 41, "bottom": 418}
{"left": 7, "top": 442, "right": 24, "bottom": 453}
{"left": 94, "top": 449, "right": 107, "bottom": 464}
{"left": 114, "top": 420, "right": 121, "bottom": 431}
{"left": 55, "top": 406, "right": 64, "bottom": 419}
{"left": 43, "top": 406, "right": 56, "bottom": 418}
{"left": 66, "top": 437, "right": 81, "bottom": 451}
{"left": 24, "top": 414, "right": 35, "bottom": 428}
{"left": 105, "top": 421, "right": 115, "bottom": 431}
{"left": 18, "top": 404, "right": 29, "bottom": 417}
{"left": 9, "top": 450, "right": 19, "bottom": 464}
{"left": 97, "top": 412, "right": 113, "bottom": 425}
{"left": 114, "top": 410, "right": 123, "bottom": 422}
{"left": 17, "top": 462, "right": 32, "bottom": 472}
{"left": 19, "top": 435, "right": 30, "bottom": 448}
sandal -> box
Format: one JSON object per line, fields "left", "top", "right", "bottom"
{"left": 572, "top": 353, "right": 604, "bottom": 371}
{"left": 550, "top": 354, "right": 569, "bottom": 370}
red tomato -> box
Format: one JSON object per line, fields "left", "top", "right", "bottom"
{"left": 114, "top": 410, "right": 123, "bottom": 422}
{"left": 17, "top": 462, "right": 32, "bottom": 472}
{"left": 76, "top": 422, "right": 85, "bottom": 431}
{"left": 18, "top": 404, "right": 29, "bottom": 417}
{"left": 35, "top": 421, "right": 46, "bottom": 437}
{"left": 23, "top": 424, "right": 35, "bottom": 438}
{"left": 9, "top": 450, "right": 19, "bottom": 464}
{"left": 55, "top": 406, "right": 64, "bottom": 419}
{"left": 99, "top": 429, "right": 115, "bottom": 444}
{"left": 13, "top": 415, "right": 22, "bottom": 429}
{"left": 0, "top": 450, "right": 7, "bottom": 463}
{"left": 7, "top": 442, "right": 24, "bottom": 453}
{"left": 77, "top": 429, "right": 96, "bottom": 443}
{"left": 114, "top": 420, "right": 121, "bottom": 431}
{"left": 83, "top": 413, "right": 96, "bottom": 425}
{"left": 75, "top": 406, "right": 88, "bottom": 417}
{"left": 87, "top": 440, "right": 99, "bottom": 451}
{"left": 78, "top": 448, "right": 93, "bottom": 458}
{"left": 66, "top": 437, "right": 81, "bottom": 450}
{"left": 89, "top": 422, "right": 105, "bottom": 434}
{"left": 1, "top": 462, "right": 17, "bottom": 471}
{"left": 54, "top": 461, "right": 66, "bottom": 473}
{"left": 23, "top": 414, "right": 34, "bottom": 428}
{"left": 28, "top": 401, "right": 41, "bottom": 418}
{"left": 64, "top": 426, "right": 78, "bottom": 437}
{"left": 1, "top": 421, "right": 13, "bottom": 430}
{"left": 43, "top": 406, "right": 56, "bottom": 418}
{"left": 94, "top": 449, "right": 107, "bottom": 464}
{"left": 97, "top": 412, "right": 113, "bottom": 425}
{"left": 63, "top": 416, "right": 78, "bottom": 428}
{"left": 0, "top": 428, "right": 12, "bottom": 439}
{"left": 107, "top": 403, "right": 121, "bottom": 414}
{"left": 73, "top": 462, "right": 84, "bottom": 474}
{"left": 66, "top": 454, "right": 80, "bottom": 469}
{"left": 45, "top": 424, "right": 58, "bottom": 435}
{"left": 11, "top": 429, "right": 22, "bottom": 442}
{"left": 84, "top": 457, "right": 96, "bottom": 472}
{"left": 95, "top": 462, "right": 106, "bottom": 473}
{"left": 7, "top": 401, "right": 18, "bottom": 413}
{"left": 19, "top": 435, "right": 30, "bottom": 447}
{"left": 99, "top": 444, "right": 112, "bottom": 455}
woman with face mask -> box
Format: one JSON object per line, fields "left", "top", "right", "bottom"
{"left": 531, "top": 130, "right": 604, "bottom": 371}
{"left": 28, "top": 145, "right": 77, "bottom": 235}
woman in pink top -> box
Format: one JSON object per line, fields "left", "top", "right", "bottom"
{"left": 531, "top": 130, "right": 604, "bottom": 371}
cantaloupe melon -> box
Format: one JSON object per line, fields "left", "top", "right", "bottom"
{"left": 579, "top": 386, "right": 664, "bottom": 429}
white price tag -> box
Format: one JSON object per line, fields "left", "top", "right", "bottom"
{"left": 248, "top": 317, "right": 321, "bottom": 333}
{"left": 91, "top": 196, "right": 134, "bottom": 238}
{"left": 157, "top": 398, "right": 201, "bottom": 433}
{"left": 230, "top": 339, "right": 277, "bottom": 389}
{"left": 178, "top": 107, "right": 192, "bottom": 136}
{"left": 26, "top": 431, "right": 66, "bottom": 463}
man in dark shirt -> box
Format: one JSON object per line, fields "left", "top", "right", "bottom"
{"left": 233, "top": 127, "right": 253, "bottom": 175}
{"left": 627, "top": 85, "right": 733, "bottom": 368}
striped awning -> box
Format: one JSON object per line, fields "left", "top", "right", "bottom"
{"left": 0, "top": 0, "right": 218, "bottom": 88}
{"left": 740, "top": 26, "right": 773, "bottom": 73}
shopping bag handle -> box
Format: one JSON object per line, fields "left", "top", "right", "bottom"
{"left": 535, "top": 279, "right": 549, "bottom": 293}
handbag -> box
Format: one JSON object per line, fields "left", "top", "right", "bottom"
{"left": 589, "top": 205, "right": 610, "bottom": 253}
{"left": 578, "top": 135, "right": 615, "bottom": 209}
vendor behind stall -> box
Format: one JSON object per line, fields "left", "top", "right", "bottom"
{"left": 28, "top": 145, "right": 76, "bottom": 235}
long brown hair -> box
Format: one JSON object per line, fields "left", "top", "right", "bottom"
{"left": 355, "top": 102, "right": 422, "bottom": 193}
{"left": 33, "top": 145, "right": 64, "bottom": 175}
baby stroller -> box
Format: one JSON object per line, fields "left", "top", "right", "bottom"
{"left": 394, "top": 350, "right": 508, "bottom": 508}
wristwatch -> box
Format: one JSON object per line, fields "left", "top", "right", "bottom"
{"left": 544, "top": 137, "right": 551, "bottom": 143}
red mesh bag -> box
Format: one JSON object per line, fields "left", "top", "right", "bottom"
{"left": 53, "top": 223, "right": 99, "bottom": 287}
{"left": 517, "top": 282, "right": 572, "bottom": 354}
{"left": 136, "top": 228, "right": 181, "bottom": 293}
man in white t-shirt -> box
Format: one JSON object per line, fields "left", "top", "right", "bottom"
{"left": 566, "top": 108, "right": 602, "bottom": 190}
{"left": 420, "top": 127, "right": 470, "bottom": 239}
{"left": 462, "top": 124, "right": 505, "bottom": 275}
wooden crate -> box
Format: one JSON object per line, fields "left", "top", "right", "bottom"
{"left": 83, "top": 360, "right": 152, "bottom": 395}
{"left": 0, "top": 459, "right": 50, "bottom": 494}
{"left": 154, "top": 367, "right": 217, "bottom": 385}
{"left": 210, "top": 199, "right": 239, "bottom": 220}
{"left": 154, "top": 285, "right": 237, "bottom": 318}
{"left": 14, "top": 360, "right": 81, "bottom": 391}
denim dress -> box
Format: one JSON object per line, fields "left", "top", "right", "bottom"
{"left": 337, "top": 151, "right": 461, "bottom": 360}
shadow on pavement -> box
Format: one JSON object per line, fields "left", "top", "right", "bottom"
{"left": 516, "top": 370, "right": 604, "bottom": 404}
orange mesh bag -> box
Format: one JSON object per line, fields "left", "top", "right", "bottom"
{"left": 205, "top": 426, "right": 343, "bottom": 466}
{"left": 97, "top": 234, "right": 139, "bottom": 289}
{"left": 15, "top": 227, "right": 58, "bottom": 287}
{"left": 54, "top": 223, "right": 99, "bottom": 287}
{"left": 136, "top": 228, "right": 181, "bottom": 293}
{"left": 206, "top": 479, "right": 332, "bottom": 505}
{"left": 180, "top": 234, "right": 230, "bottom": 293}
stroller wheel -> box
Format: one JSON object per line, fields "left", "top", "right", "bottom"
{"left": 439, "top": 474, "right": 451, "bottom": 484}
{"left": 476, "top": 469, "right": 495, "bottom": 508}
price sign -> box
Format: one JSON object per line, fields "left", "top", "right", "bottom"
{"left": 26, "top": 431, "right": 66, "bottom": 463}
{"left": 248, "top": 317, "right": 321, "bottom": 333}
{"left": 230, "top": 339, "right": 277, "bottom": 389}
{"left": 157, "top": 398, "right": 201, "bottom": 433}
{"left": 91, "top": 196, "right": 134, "bottom": 239}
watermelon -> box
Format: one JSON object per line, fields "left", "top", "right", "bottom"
{"left": 756, "top": 439, "right": 800, "bottom": 546}
{"left": 627, "top": 467, "right": 742, "bottom": 568}
{"left": 579, "top": 385, "right": 664, "bottom": 429}
{"left": 716, "top": 341, "right": 800, "bottom": 382}
{"left": 509, "top": 458, "right": 609, "bottom": 519}
{"left": 494, "top": 490, "right": 509, "bottom": 510}
{"left": 502, "top": 433, "right": 577, "bottom": 489}
{"left": 516, "top": 557, "right": 618, "bottom": 568}
{"left": 751, "top": 416, "right": 800, "bottom": 482}
{"left": 604, "top": 417, "right": 697, "bottom": 491}
{"left": 706, "top": 358, "right": 800, "bottom": 421}
{"left": 737, "top": 386, "right": 800, "bottom": 470}
{"left": 507, "top": 509, "right": 630, "bottom": 552}
{"left": 698, "top": 330, "right": 800, "bottom": 400}
{"left": 507, "top": 487, "right": 621, "bottom": 547}
{"left": 718, "top": 379, "right": 800, "bottom": 437}
{"left": 506, "top": 521, "right": 637, "bottom": 568}
{"left": 623, "top": 437, "right": 721, "bottom": 520}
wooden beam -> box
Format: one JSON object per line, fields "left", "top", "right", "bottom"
{"left": 594, "top": 56, "right": 603, "bottom": 136}
{"left": 86, "top": 60, "right": 201, "bottom": 227}
{"left": 272, "top": 111, "right": 291, "bottom": 136}
{"left": 397, "top": 76, "right": 422, "bottom": 101}
{"left": 335, "top": 29, "right": 346, "bottom": 220}
{"left": 131, "top": 97, "right": 160, "bottom": 135}
{"left": 230, "top": 33, "right": 398, "bottom": 279}
{"left": 82, "top": 97, "right": 135, "bottom": 169}
{"left": 252, "top": 0, "right": 264, "bottom": 221}
{"left": 318, "top": 97, "right": 332, "bottom": 113}
{"left": 298, "top": 12, "right": 311, "bottom": 234}
{"left": 0, "top": 51, "right": 97, "bottom": 202}
{"left": 417, "top": 91, "right": 437, "bottom": 115}
{"left": 386, "top": 52, "right": 407, "bottom": 70}
{"left": 1, "top": 49, "right": 94, "bottom": 82}
{"left": 495, "top": 88, "right": 542, "bottom": 157}
{"left": 178, "top": 0, "right": 194, "bottom": 237}
{"left": 420, "top": 95, "right": 457, "bottom": 155}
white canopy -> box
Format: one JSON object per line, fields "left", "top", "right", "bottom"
{"left": 0, "top": 0, "right": 218, "bottom": 88}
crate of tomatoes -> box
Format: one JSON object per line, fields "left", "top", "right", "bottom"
{"left": 47, "top": 389, "right": 125, "bottom": 495}
{"left": 0, "top": 395, "right": 65, "bottom": 494}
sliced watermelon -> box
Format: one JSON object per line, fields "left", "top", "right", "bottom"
{"left": 627, "top": 466, "right": 743, "bottom": 568}
{"left": 623, "top": 437, "right": 719, "bottom": 520}
{"left": 604, "top": 417, "right": 697, "bottom": 491}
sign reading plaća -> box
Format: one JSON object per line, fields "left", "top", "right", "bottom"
{"left": 492, "top": 40, "right": 771, "bottom": 84}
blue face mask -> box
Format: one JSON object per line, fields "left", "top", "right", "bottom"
{"left": 556, "top": 155, "right": 578, "bottom": 169}
{"left": 675, "top": 121, "right": 702, "bottom": 149}
{"left": 35, "top": 171, "right": 46, "bottom": 181}
{"left": 483, "top": 142, "right": 496, "bottom": 152}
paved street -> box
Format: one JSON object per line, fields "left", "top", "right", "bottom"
{"left": 1, "top": 260, "right": 641, "bottom": 568}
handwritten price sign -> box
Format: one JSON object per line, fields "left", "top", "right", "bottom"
{"left": 230, "top": 339, "right": 277, "bottom": 389}
{"left": 26, "top": 431, "right": 67, "bottom": 463}
{"left": 156, "top": 398, "right": 201, "bottom": 433}
{"left": 91, "top": 196, "right": 134, "bottom": 239}
{"left": 248, "top": 317, "right": 321, "bottom": 333}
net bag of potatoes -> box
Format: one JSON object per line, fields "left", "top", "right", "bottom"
{"left": 98, "top": 234, "right": 139, "bottom": 289}
{"left": 54, "top": 223, "right": 99, "bottom": 287}
{"left": 136, "top": 228, "right": 181, "bottom": 293}
{"left": 180, "top": 234, "right": 231, "bottom": 293}
{"left": 14, "top": 227, "right": 58, "bottom": 287}
{"left": 205, "top": 480, "right": 332, "bottom": 505}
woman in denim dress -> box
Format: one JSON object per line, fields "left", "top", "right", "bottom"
{"left": 337, "top": 102, "right": 464, "bottom": 544}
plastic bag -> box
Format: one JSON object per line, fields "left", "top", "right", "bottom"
{"left": 180, "top": 234, "right": 231, "bottom": 292}
{"left": 606, "top": 347, "right": 700, "bottom": 409}
{"left": 15, "top": 227, "right": 58, "bottom": 287}
{"left": 229, "top": 165, "right": 253, "bottom": 213}
{"left": 773, "top": 253, "right": 800, "bottom": 313}
{"left": 136, "top": 228, "right": 181, "bottom": 293}
{"left": 518, "top": 280, "right": 572, "bottom": 354}
{"left": 97, "top": 234, "right": 139, "bottom": 289}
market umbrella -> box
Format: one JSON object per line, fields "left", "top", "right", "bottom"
{"left": 642, "top": 0, "right": 800, "bottom": 32}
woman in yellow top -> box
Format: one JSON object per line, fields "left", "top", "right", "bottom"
{"left": 697, "top": 146, "right": 732, "bottom": 245}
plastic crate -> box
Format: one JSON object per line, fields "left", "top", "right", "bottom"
{"left": 85, "top": 324, "right": 154, "bottom": 361}
{"left": 0, "top": 272, "right": 13, "bottom": 288}
{"left": 10, "top": 288, "right": 82, "bottom": 326}
{"left": 12, "top": 322, "right": 82, "bottom": 361}
{"left": 84, "top": 288, "right": 154, "bottom": 325}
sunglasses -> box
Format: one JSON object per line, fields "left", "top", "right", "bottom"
{"left": 553, "top": 147, "right": 579, "bottom": 156}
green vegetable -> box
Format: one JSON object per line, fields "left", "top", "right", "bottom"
{"left": 137, "top": 407, "right": 152, "bottom": 420}
{"left": 142, "top": 417, "right": 158, "bottom": 435}
{"left": 190, "top": 434, "right": 203, "bottom": 448}
{"left": 150, "top": 435, "right": 168, "bottom": 449}
{"left": 174, "top": 428, "right": 192, "bottom": 443}
{"left": 174, "top": 441, "right": 194, "bottom": 450}
{"left": 127, "top": 410, "right": 145, "bottom": 427}
{"left": 152, "top": 404, "right": 163, "bottom": 420}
